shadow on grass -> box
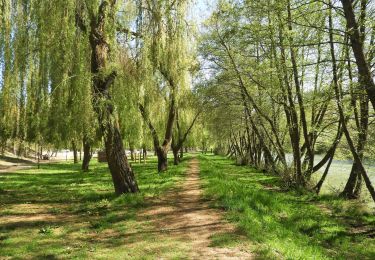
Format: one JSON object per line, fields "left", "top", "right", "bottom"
{"left": 0, "top": 155, "right": 34, "bottom": 165}
{"left": 198, "top": 154, "right": 375, "bottom": 259}
{"left": 0, "top": 155, "right": 192, "bottom": 259}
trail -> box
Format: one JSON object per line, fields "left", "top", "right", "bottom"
{"left": 141, "top": 158, "right": 253, "bottom": 259}
{"left": 0, "top": 164, "right": 33, "bottom": 173}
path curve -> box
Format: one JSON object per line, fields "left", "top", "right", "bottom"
{"left": 142, "top": 158, "right": 253, "bottom": 259}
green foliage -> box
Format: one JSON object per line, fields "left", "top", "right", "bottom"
{"left": 199, "top": 154, "right": 375, "bottom": 259}
{"left": 0, "top": 155, "right": 191, "bottom": 258}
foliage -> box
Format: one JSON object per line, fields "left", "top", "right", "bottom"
{"left": 199, "top": 154, "right": 375, "bottom": 259}
{"left": 0, "top": 155, "right": 191, "bottom": 259}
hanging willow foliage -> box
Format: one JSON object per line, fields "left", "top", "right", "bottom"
{"left": 0, "top": 0, "right": 97, "bottom": 152}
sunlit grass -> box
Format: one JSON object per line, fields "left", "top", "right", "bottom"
{"left": 199, "top": 154, "right": 375, "bottom": 259}
{"left": 0, "top": 155, "right": 191, "bottom": 259}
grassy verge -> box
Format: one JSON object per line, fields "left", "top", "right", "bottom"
{"left": 198, "top": 154, "right": 375, "bottom": 259}
{"left": 0, "top": 155, "right": 190, "bottom": 259}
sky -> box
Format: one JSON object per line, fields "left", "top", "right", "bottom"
{"left": 189, "top": 0, "right": 217, "bottom": 30}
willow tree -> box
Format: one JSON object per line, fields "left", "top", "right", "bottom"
{"left": 0, "top": 0, "right": 13, "bottom": 153}
{"left": 0, "top": 0, "right": 139, "bottom": 194}
{"left": 138, "top": 0, "right": 191, "bottom": 172}
{"left": 74, "top": 0, "right": 139, "bottom": 193}
{"left": 171, "top": 89, "right": 202, "bottom": 165}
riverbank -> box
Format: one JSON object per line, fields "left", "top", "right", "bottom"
{"left": 198, "top": 154, "right": 375, "bottom": 259}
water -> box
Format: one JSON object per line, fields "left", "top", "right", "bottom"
{"left": 286, "top": 154, "right": 375, "bottom": 209}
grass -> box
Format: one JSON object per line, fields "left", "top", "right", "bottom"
{"left": 2, "top": 153, "right": 374, "bottom": 259}
{"left": 198, "top": 154, "right": 375, "bottom": 260}
{"left": 0, "top": 155, "right": 191, "bottom": 259}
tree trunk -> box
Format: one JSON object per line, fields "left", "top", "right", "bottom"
{"left": 37, "top": 143, "right": 40, "bottom": 169}
{"left": 156, "top": 147, "right": 168, "bottom": 172}
{"left": 341, "top": 100, "right": 368, "bottom": 198}
{"left": 89, "top": 1, "right": 138, "bottom": 194}
{"left": 173, "top": 147, "right": 179, "bottom": 165}
{"left": 130, "top": 146, "right": 135, "bottom": 161}
{"left": 139, "top": 98, "right": 175, "bottom": 172}
{"left": 314, "top": 155, "right": 334, "bottom": 194}
{"left": 342, "top": 162, "right": 361, "bottom": 199}
{"left": 72, "top": 140, "right": 78, "bottom": 164}
{"left": 82, "top": 137, "right": 92, "bottom": 172}
{"left": 287, "top": 1, "right": 314, "bottom": 177}
{"left": 328, "top": 2, "right": 375, "bottom": 202}
{"left": 104, "top": 124, "right": 139, "bottom": 193}
{"left": 340, "top": 0, "right": 375, "bottom": 111}
{"left": 142, "top": 144, "right": 147, "bottom": 163}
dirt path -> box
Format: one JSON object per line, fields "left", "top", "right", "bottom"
{"left": 0, "top": 164, "right": 33, "bottom": 173}
{"left": 141, "top": 158, "right": 253, "bottom": 259}
{"left": 0, "top": 155, "right": 35, "bottom": 173}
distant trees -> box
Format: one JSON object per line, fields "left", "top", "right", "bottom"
{"left": 137, "top": 0, "right": 197, "bottom": 171}
{"left": 198, "top": 0, "right": 375, "bottom": 202}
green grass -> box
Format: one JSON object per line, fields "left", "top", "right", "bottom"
{"left": 0, "top": 155, "right": 191, "bottom": 259}
{"left": 198, "top": 154, "right": 375, "bottom": 260}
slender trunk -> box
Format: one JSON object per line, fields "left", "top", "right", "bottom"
{"left": 37, "top": 143, "right": 40, "bottom": 169}
{"left": 340, "top": 0, "right": 375, "bottom": 110}
{"left": 173, "top": 147, "right": 179, "bottom": 165}
{"left": 277, "top": 17, "right": 303, "bottom": 185}
{"left": 342, "top": 97, "right": 368, "bottom": 198}
{"left": 72, "top": 140, "right": 78, "bottom": 164}
{"left": 287, "top": 1, "right": 314, "bottom": 177}
{"left": 342, "top": 162, "right": 361, "bottom": 198}
{"left": 314, "top": 155, "right": 334, "bottom": 194}
{"left": 142, "top": 144, "right": 147, "bottom": 163}
{"left": 82, "top": 137, "right": 92, "bottom": 172}
{"left": 329, "top": 2, "right": 375, "bottom": 202}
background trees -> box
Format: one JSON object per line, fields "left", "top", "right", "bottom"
{"left": 1, "top": 0, "right": 375, "bottom": 203}
{"left": 0, "top": 0, "right": 200, "bottom": 192}
{"left": 198, "top": 0, "right": 375, "bottom": 202}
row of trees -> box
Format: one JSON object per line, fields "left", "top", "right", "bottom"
{"left": 0, "top": 0, "right": 203, "bottom": 194}
{"left": 198, "top": 0, "right": 375, "bottom": 202}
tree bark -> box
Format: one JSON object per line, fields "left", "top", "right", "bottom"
{"left": 341, "top": 96, "right": 369, "bottom": 198}
{"left": 287, "top": 1, "right": 314, "bottom": 177}
{"left": 89, "top": 1, "right": 138, "bottom": 194}
{"left": 172, "top": 146, "right": 179, "bottom": 165}
{"left": 171, "top": 110, "right": 200, "bottom": 165}
{"left": 142, "top": 144, "right": 147, "bottom": 163}
{"left": 328, "top": 2, "right": 375, "bottom": 202}
{"left": 156, "top": 147, "right": 168, "bottom": 172}
{"left": 130, "top": 144, "right": 135, "bottom": 161}
{"left": 340, "top": 0, "right": 375, "bottom": 111}
{"left": 314, "top": 154, "right": 334, "bottom": 194}
{"left": 276, "top": 14, "right": 304, "bottom": 185}
{"left": 72, "top": 140, "right": 78, "bottom": 164}
{"left": 139, "top": 98, "right": 176, "bottom": 172}
{"left": 82, "top": 136, "right": 92, "bottom": 172}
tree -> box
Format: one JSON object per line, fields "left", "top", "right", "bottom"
{"left": 138, "top": 0, "right": 192, "bottom": 172}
